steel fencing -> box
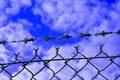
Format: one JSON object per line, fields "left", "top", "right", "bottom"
{"left": 0, "top": 44, "right": 120, "bottom": 80}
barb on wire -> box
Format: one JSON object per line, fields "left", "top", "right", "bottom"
{"left": 40, "top": 36, "right": 55, "bottom": 41}
{"left": 0, "top": 29, "right": 120, "bottom": 45}
{"left": 7, "top": 38, "right": 35, "bottom": 44}
{"left": 80, "top": 33, "right": 92, "bottom": 38}
{"left": 95, "top": 31, "right": 113, "bottom": 36}
{"left": 59, "top": 34, "right": 72, "bottom": 39}
{"left": 16, "top": 38, "right": 35, "bottom": 43}
{"left": 115, "top": 29, "right": 120, "bottom": 34}
{"left": 0, "top": 40, "right": 7, "bottom": 45}
{"left": 0, "top": 44, "right": 120, "bottom": 80}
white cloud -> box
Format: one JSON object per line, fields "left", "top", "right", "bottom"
{"left": 20, "top": 0, "right": 32, "bottom": 7}
{"left": 0, "top": 13, "right": 8, "bottom": 26}
{"left": 0, "top": 73, "right": 9, "bottom": 80}
{"left": 0, "top": 0, "right": 7, "bottom": 9}
{"left": 32, "top": 0, "right": 120, "bottom": 34}
{"left": 42, "top": 1, "right": 55, "bottom": 14}
{"left": 34, "top": 71, "right": 49, "bottom": 80}
{"left": 5, "top": 0, "right": 32, "bottom": 15}
{"left": 12, "top": 69, "right": 32, "bottom": 80}
{"left": 0, "top": 53, "right": 9, "bottom": 63}
{"left": 26, "top": 63, "right": 44, "bottom": 74}
{"left": 5, "top": 4, "right": 20, "bottom": 15}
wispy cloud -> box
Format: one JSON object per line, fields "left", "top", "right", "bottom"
{"left": 5, "top": 0, "right": 32, "bottom": 15}
{"left": 32, "top": 0, "right": 120, "bottom": 33}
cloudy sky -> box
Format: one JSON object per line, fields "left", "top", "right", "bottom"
{"left": 0, "top": 0, "right": 120, "bottom": 80}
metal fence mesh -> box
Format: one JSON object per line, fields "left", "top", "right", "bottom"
{"left": 0, "top": 44, "right": 120, "bottom": 80}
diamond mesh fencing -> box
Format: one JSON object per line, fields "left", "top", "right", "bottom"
{"left": 0, "top": 44, "right": 120, "bottom": 80}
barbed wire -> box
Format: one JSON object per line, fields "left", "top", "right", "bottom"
{"left": 0, "top": 30, "right": 120, "bottom": 45}
{"left": 0, "top": 45, "right": 120, "bottom": 80}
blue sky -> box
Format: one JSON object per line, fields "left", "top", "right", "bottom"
{"left": 0, "top": 0, "right": 120, "bottom": 80}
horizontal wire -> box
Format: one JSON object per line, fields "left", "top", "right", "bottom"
{"left": 0, "top": 55, "right": 120, "bottom": 66}
{"left": 0, "top": 30, "right": 120, "bottom": 45}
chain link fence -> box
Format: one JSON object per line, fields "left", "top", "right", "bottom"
{"left": 0, "top": 44, "right": 120, "bottom": 80}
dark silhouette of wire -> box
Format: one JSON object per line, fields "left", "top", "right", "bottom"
{"left": 0, "top": 30, "right": 120, "bottom": 45}
{"left": 0, "top": 45, "right": 120, "bottom": 80}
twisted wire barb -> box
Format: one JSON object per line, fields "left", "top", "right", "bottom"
{"left": 0, "top": 30, "right": 120, "bottom": 45}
